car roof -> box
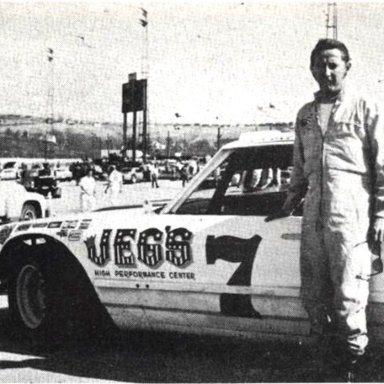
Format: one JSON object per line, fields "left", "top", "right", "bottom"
{"left": 222, "top": 130, "right": 294, "bottom": 150}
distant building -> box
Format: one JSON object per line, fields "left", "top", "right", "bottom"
{"left": 100, "top": 149, "right": 143, "bottom": 159}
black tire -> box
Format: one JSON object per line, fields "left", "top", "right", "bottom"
{"left": 20, "top": 203, "right": 38, "bottom": 221}
{"left": 8, "top": 248, "right": 117, "bottom": 346}
{"left": 8, "top": 254, "right": 67, "bottom": 343}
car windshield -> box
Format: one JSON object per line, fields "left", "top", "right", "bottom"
{"left": 3, "top": 162, "right": 16, "bottom": 169}
{"left": 170, "top": 144, "right": 300, "bottom": 216}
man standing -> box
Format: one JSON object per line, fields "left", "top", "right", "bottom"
{"left": 79, "top": 168, "right": 96, "bottom": 212}
{"left": 105, "top": 165, "right": 123, "bottom": 206}
{"left": 267, "top": 38, "right": 384, "bottom": 380}
{"left": 148, "top": 161, "right": 160, "bottom": 188}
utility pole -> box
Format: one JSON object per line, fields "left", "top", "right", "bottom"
{"left": 140, "top": 8, "right": 149, "bottom": 161}
{"left": 123, "top": 112, "right": 127, "bottom": 155}
{"left": 142, "top": 77, "right": 147, "bottom": 162}
{"left": 326, "top": 2, "right": 338, "bottom": 39}
{"left": 217, "top": 126, "right": 222, "bottom": 151}
{"left": 166, "top": 130, "right": 171, "bottom": 158}
{"left": 107, "top": 135, "right": 111, "bottom": 157}
{"left": 46, "top": 47, "right": 54, "bottom": 160}
{"left": 132, "top": 80, "right": 137, "bottom": 163}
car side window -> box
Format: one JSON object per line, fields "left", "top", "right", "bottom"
{"left": 175, "top": 163, "right": 226, "bottom": 215}
{"left": 175, "top": 145, "right": 302, "bottom": 216}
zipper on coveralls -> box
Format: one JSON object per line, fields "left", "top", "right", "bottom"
{"left": 314, "top": 100, "right": 338, "bottom": 231}
{"left": 314, "top": 102, "right": 324, "bottom": 231}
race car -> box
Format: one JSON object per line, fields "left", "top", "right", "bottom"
{"left": 1, "top": 130, "right": 384, "bottom": 345}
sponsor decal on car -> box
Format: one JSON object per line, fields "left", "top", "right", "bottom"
{"left": 32, "top": 222, "right": 48, "bottom": 228}
{"left": 48, "top": 221, "right": 62, "bottom": 228}
{"left": 87, "top": 226, "right": 195, "bottom": 281}
{"left": 68, "top": 230, "right": 82, "bottom": 241}
{"left": 62, "top": 220, "right": 79, "bottom": 229}
{"left": 16, "top": 224, "right": 31, "bottom": 231}
{"left": 206, "top": 234, "right": 262, "bottom": 318}
{"left": 56, "top": 229, "right": 68, "bottom": 238}
{"left": 79, "top": 219, "right": 92, "bottom": 230}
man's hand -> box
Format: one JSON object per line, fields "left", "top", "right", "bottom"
{"left": 370, "top": 217, "right": 384, "bottom": 243}
{"left": 265, "top": 209, "right": 291, "bottom": 222}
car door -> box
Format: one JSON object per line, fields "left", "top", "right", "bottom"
{"left": 151, "top": 144, "right": 309, "bottom": 339}
{"left": 89, "top": 144, "right": 308, "bottom": 339}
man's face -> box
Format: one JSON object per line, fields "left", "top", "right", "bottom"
{"left": 311, "top": 48, "right": 351, "bottom": 97}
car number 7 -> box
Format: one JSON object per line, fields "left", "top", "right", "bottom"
{"left": 205, "top": 234, "right": 262, "bottom": 318}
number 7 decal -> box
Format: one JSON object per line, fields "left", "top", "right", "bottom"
{"left": 205, "top": 234, "right": 262, "bottom": 318}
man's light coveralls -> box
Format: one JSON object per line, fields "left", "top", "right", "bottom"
{"left": 108, "top": 169, "right": 123, "bottom": 206}
{"left": 283, "top": 89, "right": 384, "bottom": 357}
{"left": 79, "top": 175, "right": 96, "bottom": 212}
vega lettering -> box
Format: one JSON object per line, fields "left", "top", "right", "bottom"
{"left": 85, "top": 227, "right": 193, "bottom": 268}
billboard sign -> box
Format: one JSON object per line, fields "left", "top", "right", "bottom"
{"left": 122, "top": 79, "right": 146, "bottom": 113}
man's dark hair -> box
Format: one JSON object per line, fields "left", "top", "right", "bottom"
{"left": 310, "top": 38, "right": 351, "bottom": 67}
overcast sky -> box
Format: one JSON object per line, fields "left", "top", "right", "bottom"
{"left": 0, "top": 1, "right": 383, "bottom": 125}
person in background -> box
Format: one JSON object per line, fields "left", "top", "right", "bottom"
{"left": 79, "top": 168, "right": 96, "bottom": 212}
{"left": 105, "top": 165, "right": 123, "bottom": 206}
{"left": 39, "top": 162, "right": 53, "bottom": 177}
{"left": 147, "top": 161, "right": 159, "bottom": 188}
{"left": 180, "top": 163, "right": 190, "bottom": 187}
{"left": 72, "top": 162, "right": 83, "bottom": 185}
{"left": 188, "top": 156, "right": 198, "bottom": 176}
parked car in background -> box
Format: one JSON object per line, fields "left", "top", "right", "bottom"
{"left": 54, "top": 165, "right": 73, "bottom": 181}
{"left": 0, "top": 181, "right": 49, "bottom": 223}
{"left": 121, "top": 166, "right": 144, "bottom": 184}
{"left": 0, "top": 161, "right": 22, "bottom": 180}
{"left": 94, "top": 164, "right": 108, "bottom": 181}
{"left": 21, "top": 163, "right": 61, "bottom": 198}
{"left": 158, "top": 160, "right": 181, "bottom": 180}
{"left": 20, "top": 163, "right": 43, "bottom": 190}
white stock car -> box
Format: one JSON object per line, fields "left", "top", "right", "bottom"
{"left": 1, "top": 130, "right": 384, "bottom": 345}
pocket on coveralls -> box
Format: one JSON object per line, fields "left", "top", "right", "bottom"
{"left": 352, "top": 242, "right": 374, "bottom": 281}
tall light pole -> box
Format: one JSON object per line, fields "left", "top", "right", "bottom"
{"left": 215, "top": 116, "right": 222, "bottom": 151}
{"left": 326, "top": 2, "right": 338, "bottom": 39}
{"left": 46, "top": 47, "right": 54, "bottom": 160}
{"left": 140, "top": 8, "right": 149, "bottom": 161}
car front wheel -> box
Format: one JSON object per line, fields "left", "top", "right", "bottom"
{"left": 8, "top": 250, "right": 114, "bottom": 345}
{"left": 8, "top": 256, "right": 61, "bottom": 342}
{"left": 14, "top": 262, "right": 46, "bottom": 330}
{"left": 8, "top": 251, "right": 86, "bottom": 345}
{"left": 20, "top": 203, "right": 38, "bottom": 221}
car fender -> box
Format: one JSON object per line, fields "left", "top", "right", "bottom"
{"left": 0, "top": 229, "right": 114, "bottom": 331}
{"left": 7, "top": 190, "right": 48, "bottom": 220}
{"left": 0, "top": 228, "right": 97, "bottom": 296}
{"left": 0, "top": 183, "right": 45, "bottom": 220}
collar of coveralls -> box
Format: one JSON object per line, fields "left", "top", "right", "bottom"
{"left": 313, "top": 83, "right": 349, "bottom": 104}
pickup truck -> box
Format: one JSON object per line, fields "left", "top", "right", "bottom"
{"left": 0, "top": 181, "right": 49, "bottom": 222}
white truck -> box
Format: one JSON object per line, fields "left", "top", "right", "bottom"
{"left": 0, "top": 181, "right": 49, "bottom": 222}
